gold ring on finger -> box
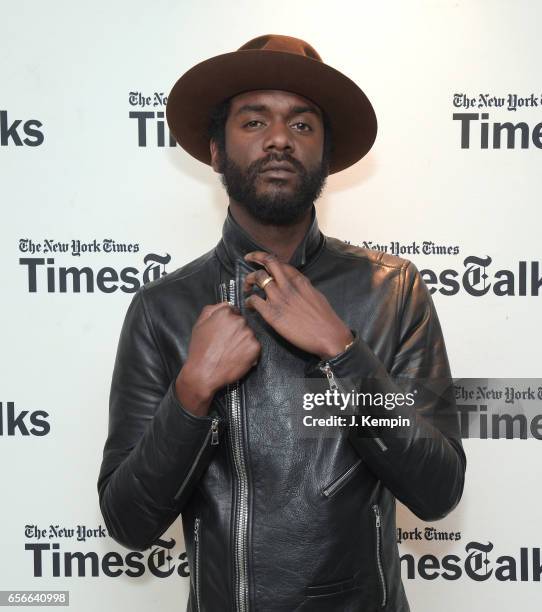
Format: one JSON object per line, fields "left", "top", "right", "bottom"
{"left": 259, "top": 275, "right": 275, "bottom": 290}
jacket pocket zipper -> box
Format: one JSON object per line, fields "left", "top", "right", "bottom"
{"left": 322, "top": 458, "right": 363, "bottom": 498}
{"left": 173, "top": 416, "right": 220, "bottom": 502}
{"left": 372, "top": 504, "right": 387, "bottom": 608}
{"left": 194, "top": 517, "right": 202, "bottom": 612}
{"left": 319, "top": 362, "right": 388, "bottom": 452}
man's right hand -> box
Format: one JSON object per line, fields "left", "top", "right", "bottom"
{"left": 175, "top": 302, "right": 261, "bottom": 416}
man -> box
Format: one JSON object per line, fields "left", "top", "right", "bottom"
{"left": 98, "top": 35, "right": 466, "bottom": 611}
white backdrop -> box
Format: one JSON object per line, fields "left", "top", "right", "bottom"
{"left": 1, "top": 0, "right": 541, "bottom": 610}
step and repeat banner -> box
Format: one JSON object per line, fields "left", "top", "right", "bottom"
{"left": 1, "top": 1, "right": 540, "bottom": 610}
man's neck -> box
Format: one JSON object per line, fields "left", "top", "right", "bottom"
{"left": 229, "top": 200, "right": 313, "bottom": 264}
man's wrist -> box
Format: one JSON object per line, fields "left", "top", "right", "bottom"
{"left": 318, "top": 328, "right": 355, "bottom": 360}
{"left": 175, "top": 363, "right": 215, "bottom": 417}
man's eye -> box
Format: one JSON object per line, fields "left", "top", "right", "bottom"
{"left": 292, "top": 122, "right": 312, "bottom": 131}
{"left": 244, "top": 120, "right": 264, "bottom": 128}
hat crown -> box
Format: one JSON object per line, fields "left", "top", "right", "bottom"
{"left": 238, "top": 34, "right": 322, "bottom": 62}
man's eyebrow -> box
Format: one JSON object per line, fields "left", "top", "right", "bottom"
{"left": 290, "top": 105, "right": 321, "bottom": 117}
{"left": 234, "top": 104, "right": 268, "bottom": 116}
{"left": 233, "top": 103, "right": 321, "bottom": 117}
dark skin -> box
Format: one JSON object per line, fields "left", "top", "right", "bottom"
{"left": 176, "top": 90, "right": 353, "bottom": 416}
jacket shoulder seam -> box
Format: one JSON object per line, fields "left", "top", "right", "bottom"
{"left": 396, "top": 260, "right": 411, "bottom": 349}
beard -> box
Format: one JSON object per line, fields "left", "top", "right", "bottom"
{"left": 217, "top": 148, "right": 328, "bottom": 226}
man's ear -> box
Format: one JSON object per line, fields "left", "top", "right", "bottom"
{"left": 210, "top": 138, "right": 221, "bottom": 173}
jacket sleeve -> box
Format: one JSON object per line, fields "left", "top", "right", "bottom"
{"left": 97, "top": 288, "right": 222, "bottom": 551}
{"left": 317, "top": 260, "right": 466, "bottom": 521}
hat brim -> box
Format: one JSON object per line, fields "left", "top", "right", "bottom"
{"left": 166, "top": 49, "right": 377, "bottom": 174}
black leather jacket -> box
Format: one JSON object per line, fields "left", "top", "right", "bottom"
{"left": 98, "top": 206, "right": 466, "bottom": 612}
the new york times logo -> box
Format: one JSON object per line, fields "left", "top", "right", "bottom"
{"left": 128, "top": 91, "right": 176, "bottom": 147}
{"left": 19, "top": 253, "right": 171, "bottom": 293}
{"left": 421, "top": 255, "right": 542, "bottom": 296}
{"left": 452, "top": 92, "right": 542, "bottom": 149}
{"left": 0, "top": 401, "right": 50, "bottom": 436}
{"left": 402, "top": 541, "right": 542, "bottom": 582}
{"left": 456, "top": 380, "right": 542, "bottom": 439}
{"left": 25, "top": 537, "right": 189, "bottom": 578}
{"left": 0, "top": 110, "right": 44, "bottom": 146}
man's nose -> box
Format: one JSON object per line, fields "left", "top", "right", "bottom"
{"left": 263, "top": 121, "right": 294, "bottom": 153}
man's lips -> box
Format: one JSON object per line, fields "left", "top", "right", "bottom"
{"left": 260, "top": 162, "right": 297, "bottom": 175}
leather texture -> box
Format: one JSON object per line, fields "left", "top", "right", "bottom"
{"left": 97, "top": 206, "right": 466, "bottom": 611}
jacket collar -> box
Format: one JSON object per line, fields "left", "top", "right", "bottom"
{"left": 215, "top": 205, "right": 324, "bottom": 274}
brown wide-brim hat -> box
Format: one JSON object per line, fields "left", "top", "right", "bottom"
{"left": 166, "top": 35, "right": 377, "bottom": 175}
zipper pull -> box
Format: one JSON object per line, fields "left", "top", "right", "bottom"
{"left": 373, "top": 504, "right": 381, "bottom": 527}
{"left": 194, "top": 518, "right": 200, "bottom": 542}
{"left": 320, "top": 363, "right": 338, "bottom": 391}
{"left": 210, "top": 417, "right": 219, "bottom": 446}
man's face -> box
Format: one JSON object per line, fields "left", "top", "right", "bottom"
{"left": 210, "top": 90, "right": 328, "bottom": 226}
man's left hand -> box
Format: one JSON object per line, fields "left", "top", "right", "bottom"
{"left": 243, "top": 251, "right": 353, "bottom": 360}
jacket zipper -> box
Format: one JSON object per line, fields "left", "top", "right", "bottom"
{"left": 173, "top": 416, "right": 220, "bottom": 502}
{"left": 321, "top": 363, "right": 339, "bottom": 390}
{"left": 372, "top": 504, "right": 387, "bottom": 608}
{"left": 194, "top": 517, "right": 201, "bottom": 612}
{"left": 322, "top": 458, "right": 363, "bottom": 498}
{"left": 210, "top": 416, "right": 219, "bottom": 445}
{"left": 220, "top": 280, "right": 250, "bottom": 612}
{"left": 319, "top": 362, "right": 388, "bottom": 452}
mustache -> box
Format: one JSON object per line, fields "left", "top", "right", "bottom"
{"left": 249, "top": 153, "right": 306, "bottom": 176}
